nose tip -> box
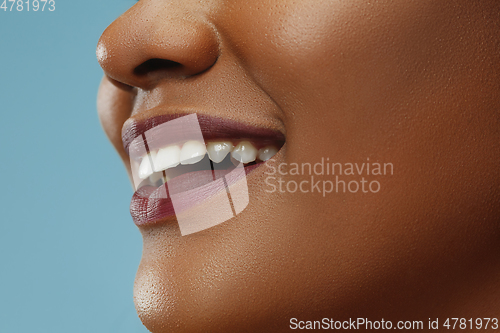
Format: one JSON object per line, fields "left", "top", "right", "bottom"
{"left": 96, "top": 6, "right": 220, "bottom": 89}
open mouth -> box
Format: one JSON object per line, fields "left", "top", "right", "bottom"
{"left": 135, "top": 139, "right": 280, "bottom": 188}
{"left": 123, "top": 113, "right": 285, "bottom": 231}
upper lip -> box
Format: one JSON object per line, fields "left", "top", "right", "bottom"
{"left": 122, "top": 112, "right": 286, "bottom": 157}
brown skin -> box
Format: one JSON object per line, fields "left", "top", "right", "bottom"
{"left": 97, "top": 0, "right": 500, "bottom": 332}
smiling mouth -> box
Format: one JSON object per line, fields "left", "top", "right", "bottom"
{"left": 123, "top": 113, "right": 285, "bottom": 230}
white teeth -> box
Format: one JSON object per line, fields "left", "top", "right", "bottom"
{"left": 258, "top": 146, "right": 278, "bottom": 161}
{"left": 139, "top": 140, "right": 278, "bottom": 180}
{"left": 180, "top": 140, "right": 207, "bottom": 165}
{"left": 155, "top": 145, "right": 181, "bottom": 171}
{"left": 138, "top": 151, "right": 157, "bottom": 179}
{"left": 231, "top": 141, "right": 258, "bottom": 163}
{"left": 206, "top": 141, "right": 233, "bottom": 163}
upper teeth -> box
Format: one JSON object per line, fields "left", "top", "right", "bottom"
{"left": 155, "top": 145, "right": 181, "bottom": 171}
{"left": 137, "top": 140, "right": 279, "bottom": 179}
{"left": 138, "top": 151, "right": 157, "bottom": 180}
{"left": 206, "top": 141, "right": 233, "bottom": 163}
{"left": 258, "top": 146, "right": 278, "bottom": 161}
{"left": 179, "top": 140, "right": 207, "bottom": 165}
{"left": 231, "top": 141, "right": 258, "bottom": 164}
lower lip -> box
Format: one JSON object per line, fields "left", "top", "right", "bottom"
{"left": 130, "top": 162, "right": 262, "bottom": 227}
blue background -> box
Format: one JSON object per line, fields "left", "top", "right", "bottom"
{"left": 0, "top": 1, "right": 150, "bottom": 332}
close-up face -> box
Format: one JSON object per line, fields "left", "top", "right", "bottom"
{"left": 97, "top": 0, "right": 500, "bottom": 332}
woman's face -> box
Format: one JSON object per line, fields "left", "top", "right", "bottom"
{"left": 97, "top": 0, "right": 500, "bottom": 331}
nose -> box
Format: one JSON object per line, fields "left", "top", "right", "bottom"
{"left": 96, "top": 2, "right": 220, "bottom": 89}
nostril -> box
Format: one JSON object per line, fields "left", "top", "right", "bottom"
{"left": 134, "top": 59, "right": 182, "bottom": 76}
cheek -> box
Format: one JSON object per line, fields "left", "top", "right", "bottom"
{"left": 217, "top": 0, "right": 500, "bottom": 273}
{"left": 220, "top": 0, "right": 499, "bottom": 173}
{"left": 219, "top": 0, "right": 477, "bottom": 134}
